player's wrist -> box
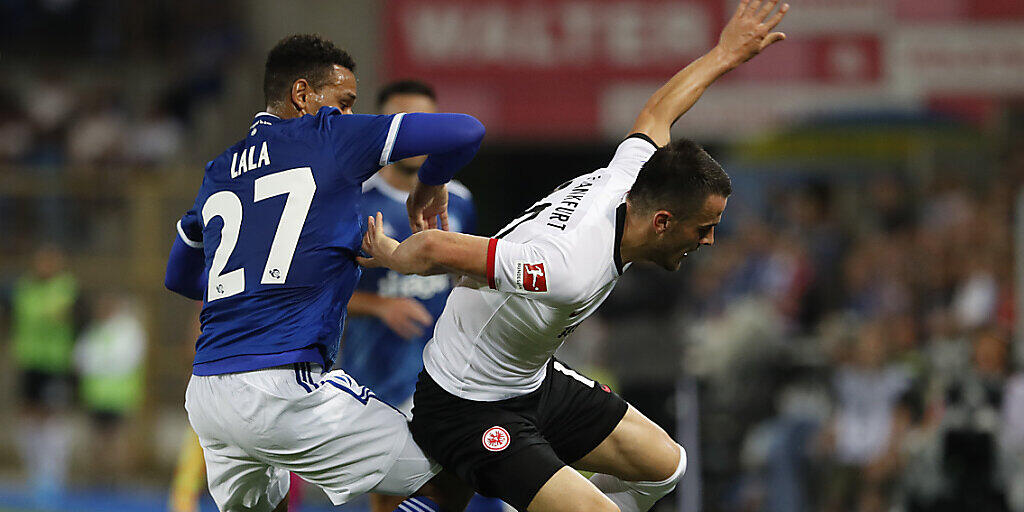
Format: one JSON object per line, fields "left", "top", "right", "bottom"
{"left": 373, "top": 296, "right": 398, "bottom": 318}
{"left": 707, "top": 45, "right": 741, "bottom": 72}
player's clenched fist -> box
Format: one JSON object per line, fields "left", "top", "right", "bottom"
{"left": 716, "top": 0, "right": 789, "bottom": 66}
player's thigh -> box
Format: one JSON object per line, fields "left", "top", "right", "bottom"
{"left": 572, "top": 405, "right": 682, "bottom": 482}
{"left": 278, "top": 371, "right": 440, "bottom": 505}
{"left": 368, "top": 422, "right": 441, "bottom": 497}
{"left": 199, "top": 438, "right": 290, "bottom": 512}
{"left": 536, "top": 360, "right": 629, "bottom": 466}
{"left": 409, "top": 370, "right": 561, "bottom": 511}
{"left": 527, "top": 466, "right": 618, "bottom": 512}
{"left": 186, "top": 374, "right": 289, "bottom": 512}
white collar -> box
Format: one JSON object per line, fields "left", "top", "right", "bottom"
{"left": 363, "top": 173, "right": 411, "bottom": 202}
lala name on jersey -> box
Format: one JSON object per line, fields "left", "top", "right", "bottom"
{"left": 230, "top": 141, "right": 271, "bottom": 178}
{"left": 546, "top": 174, "right": 600, "bottom": 231}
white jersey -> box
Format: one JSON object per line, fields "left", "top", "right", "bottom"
{"left": 423, "top": 135, "right": 658, "bottom": 401}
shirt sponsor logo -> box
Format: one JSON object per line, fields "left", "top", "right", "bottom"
{"left": 377, "top": 271, "right": 450, "bottom": 299}
{"left": 515, "top": 262, "right": 547, "bottom": 292}
{"left": 482, "top": 426, "right": 511, "bottom": 452}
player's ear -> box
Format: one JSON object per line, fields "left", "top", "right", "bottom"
{"left": 653, "top": 210, "right": 672, "bottom": 235}
{"left": 291, "top": 78, "right": 312, "bottom": 115}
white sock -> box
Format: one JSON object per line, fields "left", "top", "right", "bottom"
{"left": 588, "top": 445, "right": 687, "bottom": 512}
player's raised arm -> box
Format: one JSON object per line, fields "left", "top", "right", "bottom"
{"left": 631, "top": 0, "right": 789, "bottom": 146}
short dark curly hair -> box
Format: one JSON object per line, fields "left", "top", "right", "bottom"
{"left": 628, "top": 138, "right": 731, "bottom": 218}
{"left": 264, "top": 34, "right": 356, "bottom": 107}
{"left": 376, "top": 79, "right": 436, "bottom": 109}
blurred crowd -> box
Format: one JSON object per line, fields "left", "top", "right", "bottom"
{"left": 1, "top": 246, "right": 147, "bottom": 503}
{"left": 587, "top": 146, "right": 1024, "bottom": 512}
{"left": 0, "top": 76, "right": 185, "bottom": 171}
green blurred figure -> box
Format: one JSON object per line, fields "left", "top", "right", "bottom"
{"left": 10, "top": 245, "right": 79, "bottom": 505}
{"left": 75, "top": 292, "right": 147, "bottom": 484}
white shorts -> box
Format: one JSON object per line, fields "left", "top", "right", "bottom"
{"left": 185, "top": 363, "right": 440, "bottom": 511}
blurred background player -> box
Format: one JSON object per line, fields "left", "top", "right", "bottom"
{"left": 341, "top": 79, "right": 503, "bottom": 512}
{"left": 9, "top": 245, "right": 79, "bottom": 506}
{"left": 73, "top": 292, "right": 147, "bottom": 485}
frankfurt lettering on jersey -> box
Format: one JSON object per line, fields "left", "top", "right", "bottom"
{"left": 546, "top": 175, "right": 599, "bottom": 231}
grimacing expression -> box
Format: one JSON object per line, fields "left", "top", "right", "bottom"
{"left": 652, "top": 194, "right": 727, "bottom": 271}
{"left": 381, "top": 93, "right": 438, "bottom": 173}
{"left": 296, "top": 64, "right": 357, "bottom": 116}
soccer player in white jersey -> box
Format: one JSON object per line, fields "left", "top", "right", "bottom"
{"left": 356, "top": 2, "right": 789, "bottom": 511}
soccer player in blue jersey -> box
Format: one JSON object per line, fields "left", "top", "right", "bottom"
{"left": 342, "top": 80, "right": 504, "bottom": 512}
{"left": 164, "top": 35, "right": 483, "bottom": 512}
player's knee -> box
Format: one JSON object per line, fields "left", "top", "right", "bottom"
{"left": 633, "top": 439, "right": 686, "bottom": 483}
{"left": 635, "top": 443, "right": 686, "bottom": 497}
{"left": 663, "top": 443, "right": 686, "bottom": 483}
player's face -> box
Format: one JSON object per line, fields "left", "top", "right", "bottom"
{"left": 381, "top": 93, "right": 438, "bottom": 173}
{"left": 300, "top": 64, "right": 358, "bottom": 115}
{"left": 654, "top": 194, "right": 727, "bottom": 271}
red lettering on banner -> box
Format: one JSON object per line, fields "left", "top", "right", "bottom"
{"left": 384, "top": 0, "right": 723, "bottom": 138}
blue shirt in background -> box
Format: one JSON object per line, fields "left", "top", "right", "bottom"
{"left": 340, "top": 173, "right": 476, "bottom": 406}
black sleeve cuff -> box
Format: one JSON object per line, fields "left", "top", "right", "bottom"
{"left": 624, "top": 132, "right": 659, "bottom": 149}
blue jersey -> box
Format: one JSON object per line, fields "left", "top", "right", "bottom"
{"left": 340, "top": 174, "right": 476, "bottom": 406}
{"left": 177, "top": 108, "right": 406, "bottom": 375}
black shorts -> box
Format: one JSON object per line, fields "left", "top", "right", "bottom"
{"left": 410, "top": 359, "right": 628, "bottom": 511}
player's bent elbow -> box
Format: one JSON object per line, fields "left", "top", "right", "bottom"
{"left": 456, "top": 114, "right": 486, "bottom": 145}
{"left": 165, "top": 278, "right": 203, "bottom": 301}
{"left": 629, "top": 109, "right": 665, "bottom": 144}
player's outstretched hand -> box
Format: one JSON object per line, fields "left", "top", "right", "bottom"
{"left": 357, "top": 211, "right": 401, "bottom": 270}
{"left": 717, "top": 0, "right": 789, "bottom": 66}
{"left": 377, "top": 297, "right": 433, "bottom": 340}
{"left": 407, "top": 182, "right": 450, "bottom": 233}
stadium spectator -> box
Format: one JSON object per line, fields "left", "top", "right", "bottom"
{"left": 124, "top": 102, "right": 185, "bottom": 168}
{"left": 74, "top": 292, "right": 148, "bottom": 484}
{"left": 9, "top": 245, "right": 79, "bottom": 505}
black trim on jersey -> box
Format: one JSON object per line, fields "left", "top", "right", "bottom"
{"left": 625, "top": 132, "right": 659, "bottom": 149}
{"left": 613, "top": 203, "right": 627, "bottom": 275}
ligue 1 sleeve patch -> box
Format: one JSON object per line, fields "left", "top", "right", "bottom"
{"left": 514, "top": 262, "right": 548, "bottom": 292}
{"left": 483, "top": 426, "right": 511, "bottom": 452}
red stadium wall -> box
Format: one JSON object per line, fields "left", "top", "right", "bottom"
{"left": 383, "top": 0, "right": 1024, "bottom": 140}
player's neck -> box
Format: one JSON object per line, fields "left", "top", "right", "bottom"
{"left": 619, "top": 205, "right": 646, "bottom": 265}
{"left": 379, "top": 165, "right": 417, "bottom": 192}
{"left": 265, "top": 104, "right": 300, "bottom": 120}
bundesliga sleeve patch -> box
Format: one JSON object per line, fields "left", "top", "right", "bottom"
{"left": 514, "top": 262, "right": 548, "bottom": 292}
